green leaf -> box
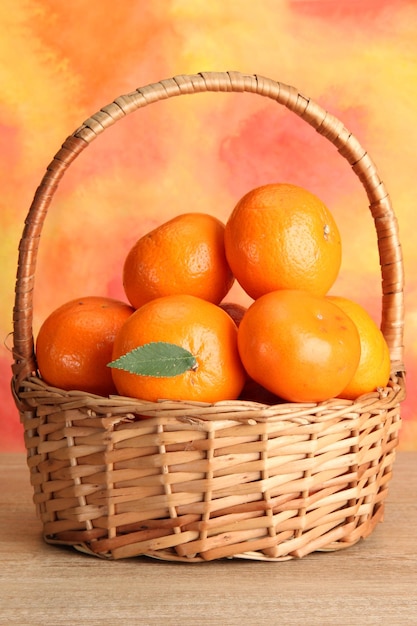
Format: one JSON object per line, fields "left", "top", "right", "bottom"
{"left": 107, "top": 341, "right": 197, "bottom": 378}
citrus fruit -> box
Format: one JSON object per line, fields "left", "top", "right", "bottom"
{"left": 224, "top": 183, "right": 342, "bottom": 299}
{"left": 35, "top": 296, "right": 134, "bottom": 395}
{"left": 218, "top": 302, "right": 276, "bottom": 403}
{"left": 328, "top": 296, "right": 391, "bottom": 399}
{"left": 219, "top": 302, "right": 281, "bottom": 404}
{"left": 110, "top": 294, "right": 246, "bottom": 403}
{"left": 237, "top": 289, "right": 361, "bottom": 403}
{"left": 238, "top": 377, "right": 283, "bottom": 405}
{"left": 219, "top": 301, "right": 247, "bottom": 327}
{"left": 123, "top": 212, "right": 234, "bottom": 309}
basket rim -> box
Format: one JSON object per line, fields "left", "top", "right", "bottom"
{"left": 11, "top": 70, "right": 406, "bottom": 395}
{"left": 13, "top": 369, "right": 406, "bottom": 425}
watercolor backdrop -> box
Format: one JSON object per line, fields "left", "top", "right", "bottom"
{"left": 1, "top": 0, "right": 416, "bottom": 451}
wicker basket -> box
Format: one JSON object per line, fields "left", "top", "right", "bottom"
{"left": 11, "top": 71, "right": 406, "bottom": 562}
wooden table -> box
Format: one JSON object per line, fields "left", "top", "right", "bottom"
{"left": 1, "top": 452, "right": 416, "bottom": 626}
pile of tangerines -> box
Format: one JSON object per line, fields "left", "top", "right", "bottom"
{"left": 36, "top": 183, "right": 391, "bottom": 407}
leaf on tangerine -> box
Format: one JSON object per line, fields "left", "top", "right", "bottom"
{"left": 107, "top": 341, "right": 197, "bottom": 378}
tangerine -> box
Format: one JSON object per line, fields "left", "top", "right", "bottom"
{"left": 123, "top": 212, "right": 234, "bottom": 309}
{"left": 224, "top": 183, "right": 342, "bottom": 299}
{"left": 237, "top": 289, "right": 361, "bottom": 403}
{"left": 110, "top": 294, "right": 246, "bottom": 403}
{"left": 219, "top": 301, "right": 247, "bottom": 327}
{"left": 35, "top": 296, "right": 134, "bottom": 396}
{"left": 238, "top": 377, "right": 283, "bottom": 405}
{"left": 328, "top": 296, "right": 391, "bottom": 399}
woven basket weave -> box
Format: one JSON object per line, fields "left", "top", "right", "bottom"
{"left": 12, "top": 72, "right": 406, "bottom": 562}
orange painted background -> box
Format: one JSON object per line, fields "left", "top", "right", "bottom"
{"left": 1, "top": 0, "right": 416, "bottom": 451}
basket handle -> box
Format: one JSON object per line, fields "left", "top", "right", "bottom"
{"left": 12, "top": 71, "right": 405, "bottom": 385}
